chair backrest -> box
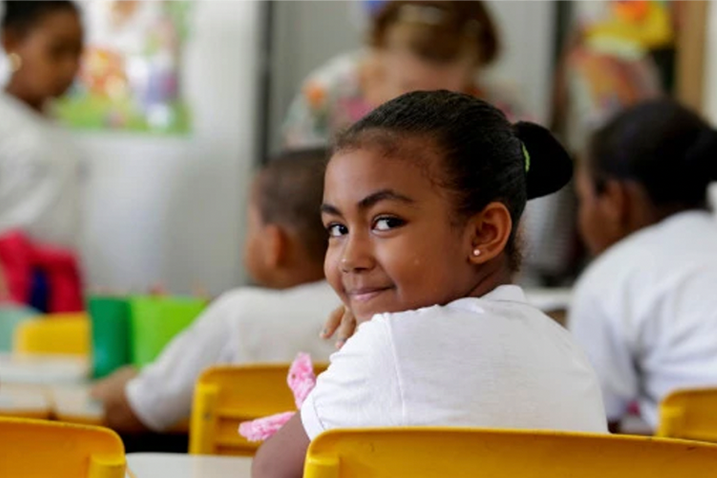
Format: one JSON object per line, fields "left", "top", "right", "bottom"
{"left": 658, "top": 387, "right": 717, "bottom": 443}
{"left": 189, "top": 363, "right": 327, "bottom": 456}
{"left": 0, "top": 417, "right": 125, "bottom": 478}
{"left": 13, "top": 313, "right": 89, "bottom": 356}
{"left": 304, "top": 428, "right": 717, "bottom": 478}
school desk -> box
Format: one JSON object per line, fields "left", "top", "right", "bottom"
{"left": 48, "top": 383, "right": 104, "bottom": 426}
{"left": 0, "top": 352, "right": 90, "bottom": 384}
{"left": 126, "top": 453, "right": 252, "bottom": 478}
{"left": 0, "top": 384, "right": 51, "bottom": 419}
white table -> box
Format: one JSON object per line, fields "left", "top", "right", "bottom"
{"left": 126, "top": 453, "right": 252, "bottom": 478}
{"left": 0, "top": 383, "right": 51, "bottom": 419}
{"left": 0, "top": 353, "right": 90, "bottom": 384}
{"left": 525, "top": 288, "right": 573, "bottom": 312}
{"left": 48, "top": 383, "right": 104, "bottom": 425}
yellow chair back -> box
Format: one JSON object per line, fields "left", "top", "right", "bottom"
{"left": 658, "top": 387, "right": 717, "bottom": 443}
{"left": 304, "top": 428, "right": 717, "bottom": 478}
{"left": 0, "top": 417, "right": 125, "bottom": 478}
{"left": 13, "top": 313, "right": 90, "bottom": 356}
{"left": 189, "top": 363, "right": 327, "bottom": 456}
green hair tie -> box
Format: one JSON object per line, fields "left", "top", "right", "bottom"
{"left": 522, "top": 142, "right": 531, "bottom": 173}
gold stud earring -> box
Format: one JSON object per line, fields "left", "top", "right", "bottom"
{"left": 8, "top": 52, "right": 22, "bottom": 73}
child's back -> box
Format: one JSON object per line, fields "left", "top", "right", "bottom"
{"left": 571, "top": 211, "right": 717, "bottom": 427}
{"left": 303, "top": 285, "right": 606, "bottom": 438}
{"left": 569, "top": 100, "right": 717, "bottom": 429}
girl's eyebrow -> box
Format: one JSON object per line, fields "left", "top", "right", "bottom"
{"left": 357, "top": 189, "right": 415, "bottom": 210}
{"left": 321, "top": 189, "right": 415, "bottom": 217}
{"left": 320, "top": 203, "right": 341, "bottom": 216}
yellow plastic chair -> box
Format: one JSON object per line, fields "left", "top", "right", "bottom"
{"left": 189, "top": 363, "right": 327, "bottom": 456}
{"left": 0, "top": 416, "right": 125, "bottom": 478}
{"left": 304, "top": 428, "right": 717, "bottom": 478}
{"left": 658, "top": 387, "right": 717, "bottom": 443}
{"left": 13, "top": 313, "right": 90, "bottom": 356}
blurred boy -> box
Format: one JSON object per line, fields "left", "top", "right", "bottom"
{"left": 92, "top": 149, "right": 338, "bottom": 432}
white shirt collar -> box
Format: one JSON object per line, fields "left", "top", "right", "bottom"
{"left": 447, "top": 285, "right": 527, "bottom": 314}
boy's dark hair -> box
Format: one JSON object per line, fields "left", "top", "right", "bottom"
{"left": 334, "top": 90, "right": 572, "bottom": 272}
{"left": 370, "top": 1, "right": 499, "bottom": 65}
{"left": 256, "top": 148, "right": 328, "bottom": 264}
{"left": 2, "top": 1, "right": 78, "bottom": 35}
{"left": 589, "top": 99, "right": 717, "bottom": 210}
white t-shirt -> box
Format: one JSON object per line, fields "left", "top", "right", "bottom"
{"left": 126, "top": 280, "right": 340, "bottom": 431}
{"left": 0, "top": 92, "right": 83, "bottom": 249}
{"left": 301, "top": 285, "right": 607, "bottom": 439}
{"left": 568, "top": 211, "right": 717, "bottom": 428}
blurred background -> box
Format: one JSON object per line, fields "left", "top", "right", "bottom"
{"left": 0, "top": 0, "right": 714, "bottom": 296}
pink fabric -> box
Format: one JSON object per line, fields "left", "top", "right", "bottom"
{"left": 238, "top": 353, "right": 317, "bottom": 442}
{"left": 0, "top": 230, "right": 84, "bottom": 312}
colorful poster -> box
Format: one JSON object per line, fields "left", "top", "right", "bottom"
{"left": 54, "top": 0, "right": 191, "bottom": 135}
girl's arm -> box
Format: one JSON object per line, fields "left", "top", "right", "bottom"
{"left": 252, "top": 413, "right": 310, "bottom": 478}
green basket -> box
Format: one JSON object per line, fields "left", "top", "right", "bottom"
{"left": 129, "top": 296, "right": 206, "bottom": 367}
{"left": 88, "top": 296, "right": 131, "bottom": 378}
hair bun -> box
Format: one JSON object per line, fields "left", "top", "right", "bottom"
{"left": 514, "top": 121, "right": 573, "bottom": 199}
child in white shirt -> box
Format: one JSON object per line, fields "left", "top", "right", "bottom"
{"left": 253, "top": 90, "right": 607, "bottom": 478}
{"left": 569, "top": 99, "right": 717, "bottom": 431}
{"left": 92, "top": 149, "right": 339, "bottom": 432}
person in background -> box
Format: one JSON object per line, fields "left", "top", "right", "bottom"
{"left": 0, "top": 1, "right": 84, "bottom": 249}
{"left": 253, "top": 91, "right": 606, "bottom": 478}
{"left": 282, "top": 0, "right": 526, "bottom": 149}
{"left": 92, "top": 150, "right": 340, "bottom": 433}
{"left": 568, "top": 100, "right": 717, "bottom": 432}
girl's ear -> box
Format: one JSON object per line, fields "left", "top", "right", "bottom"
{"left": 464, "top": 202, "right": 513, "bottom": 265}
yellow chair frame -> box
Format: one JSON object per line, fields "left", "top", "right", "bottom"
{"left": 0, "top": 416, "right": 125, "bottom": 478}
{"left": 658, "top": 387, "right": 717, "bottom": 443}
{"left": 13, "top": 313, "right": 90, "bottom": 356}
{"left": 189, "top": 363, "right": 326, "bottom": 456}
{"left": 305, "top": 428, "right": 717, "bottom": 478}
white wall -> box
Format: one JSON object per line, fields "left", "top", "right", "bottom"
{"left": 267, "top": 0, "right": 557, "bottom": 152}
{"left": 80, "top": 1, "right": 262, "bottom": 295}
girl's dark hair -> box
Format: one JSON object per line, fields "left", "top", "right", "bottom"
{"left": 2, "top": 1, "right": 78, "bottom": 34}
{"left": 589, "top": 99, "right": 717, "bottom": 209}
{"left": 369, "top": 1, "right": 499, "bottom": 65}
{"left": 333, "top": 90, "right": 572, "bottom": 271}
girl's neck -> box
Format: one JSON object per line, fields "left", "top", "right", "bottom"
{"left": 463, "top": 256, "right": 514, "bottom": 301}
{"left": 5, "top": 82, "right": 45, "bottom": 114}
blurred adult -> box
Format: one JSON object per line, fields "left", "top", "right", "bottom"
{"left": 283, "top": 0, "right": 526, "bottom": 148}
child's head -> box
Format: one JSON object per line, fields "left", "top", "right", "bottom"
{"left": 2, "top": 1, "right": 83, "bottom": 106}
{"left": 368, "top": 1, "right": 498, "bottom": 98}
{"left": 244, "top": 148, "right": 328, "bottom": 289}
{"left": 322, "top": 90, "right": 572, "bottom": 321}
{"left": 577, "top": 99, "right": 717, "bottom": 256}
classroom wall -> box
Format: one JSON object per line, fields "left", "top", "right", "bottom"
{"left": 705, "top": 0, "right": 717, "bottom": 208}
{"left": 266, "top": 0, "right": 557, "bottom": 153}
{"left": 79, "top": 1, "right": 262, "bottom": 295}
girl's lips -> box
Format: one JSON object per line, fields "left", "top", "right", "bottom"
{"left": 346, "top": 287, "right": 392, "bottom": 303}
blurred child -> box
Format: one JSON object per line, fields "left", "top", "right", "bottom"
{"left": 0, "top": 1, "right": 84, "bottom": 249}
{"left": 92, "top": 149, "right": 339, "bottom": 432}
{"left": 568, "top": 99, "right": 717, "bottom": 431}
{"left": 252, "top": 91, "right": 607, "bottom": 478}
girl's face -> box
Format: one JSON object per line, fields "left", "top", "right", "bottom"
{"left": 575, "top": 164, "right": 627, "bottom": 256}
{"left": 321, "top": 146, "right": 482, "bottom": 322}
{"left": 5, "top": 9, "right": 83, "bottom": 101}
